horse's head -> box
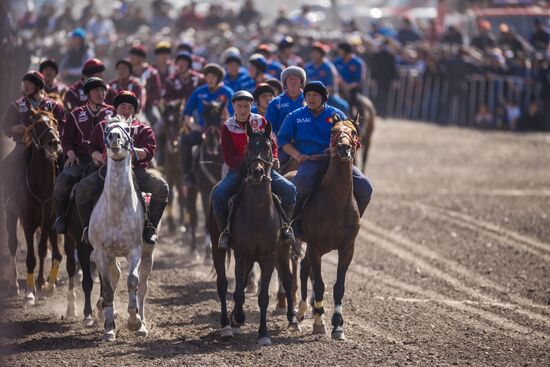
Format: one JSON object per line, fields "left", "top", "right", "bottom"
{"left": 201, "top": 100, "right": 225, "bottom": 127}
{"left": 24, "top": 109, "right": 61, "bottom": 161}
{"left": 201, "top": 100, "right": 225, "bottom": 155}
{"left": 103, "top": 115, "right": 133, "bottom": 161}
{"left": 162, "top": 100, "right": 184, "bottom": 154}
{"left": 330, "top": 113, "right": 361, "bottom": 162}
{"left": 245, "top": 121, "right": 273, "bottom": 185}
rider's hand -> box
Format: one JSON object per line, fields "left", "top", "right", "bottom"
{"left": 65, "top": 150, "right": 80, "bottom": 168}
{"left": 297, "top": 154, "right": 310, "bottom": 164}
{"left": 273, "top": 158, "right": 280, "bottom": 170}
{"left": 12, "top": 124, "right": 26, "bottom": 135}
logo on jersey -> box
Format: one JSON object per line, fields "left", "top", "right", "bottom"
{"left": 296, "top": 117, "right": 311, "bottom": 124}
{"left": 18, "top": 101, "right": 28, "bottom": 113}
{"left": 77, "top": 110, "right": 88, "bottom": 123}
{"left": 79, "top": 89, "right": 87, "bottom": 101}
{"left": 349, "top": 65, "right": 357, "bottom": 72}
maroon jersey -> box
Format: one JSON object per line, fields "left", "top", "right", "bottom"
{"left": 153, "top": 62, "right": 174, "bottom": 86}
{"left": 133, "top": 64, "right": 162, "bottom": 110}
{"left": 106, "top": 77, "right": 145, "bottom": 107}
{"left": 61, "top": 103, "right": 114, "bottom": 157}
{"left": 63, "top": 79, "right": 117, "bottom": 114}
{"left": 44, "top": 80, "right": 69, "bottom": 99}
{"left": 89, "top": 117, "right": 156, "bottom": 169}
{"left": 2, "top": 95, "right": 65, "bottom": 144}
{"left": 161, "top": 71, "right": 205, "bottom": 102}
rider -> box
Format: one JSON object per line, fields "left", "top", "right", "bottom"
{"left": 277, "top": 81, "right": 373, "bottom": 237}
{"left": 221, "top": 47, "right": 255, "bottom": 93}
{"left": 106, "top": 59, "right": 144, "bottom": 107}
{"left": 305, "top": 42, "right": 350, "bottom": 114}
{"left": 252, "top": 83, "right": 275, "bottom": 116}
{"left": 3, "top": 71, "right": 65, "bottom": 213}
{"left": 248, "top": 54, "right": 272, "bottom": 86}
{"left": 63, "top": 58, "right": 116, "bottom": 113}
{"left": 265, "top": 79, "right": 283, "bottom": 97}
{"left": 277, "top": 36, "right": 304, "bottom": 68}
{"left": 53, "top": 77, "right": 115, "bottom": 234}
{"left": 333, "top": 41, "right": 366, "bottom": 112}
{"left": 128, "top": 45, "right": 162, "bottom": 126}
{"left": 152, "top": 41, "right": 174, "bottom": 86}
{"left": 76, "top": 90, "right": 168, "bottom": 245}
{"left": 212, "top": 90, "right": 296, "bottom": 250}
{"left": 161, "top": 51, "right": 205, "bottom": 103}
{"left": 181, "top": 63, "right": 234, "bottom": 185}
{"left": 39, "top": 59, "right": 69, "bottom": 99}
{"left": 255, "top": 43, "right": 284, "bottom": 80}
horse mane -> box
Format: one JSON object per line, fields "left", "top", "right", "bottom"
{"left": 23, "top": 109, "right": 58, "bottom": 147}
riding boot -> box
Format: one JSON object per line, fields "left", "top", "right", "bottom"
{"left": 54, "top": 197, "right": 69, "bottom": 234}
{"left": 272, "top": 194, "right": 295, "bottom": 244}
{"left": 290, "top": 193, "right": 307, "bottom": 240}
{"left": 143, "top": 199, "right": 167, "bottom": 246}
{"left": 214, "top": 211, "right": 231, "bottom": 250}
{"left": 77, "top": 202, "right": 93, "bottom": 244}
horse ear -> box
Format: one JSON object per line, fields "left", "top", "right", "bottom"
{"left": 332, "top": 113, "right": 340, "bottom": 128}
{"left": 263, "top": 121, "right": 272, "bottom": 138}
{"left": 246, "top": 121, "right": 254, "bottom": 137}
{"left": 353, "top": 112, "right": 361, "bottom": 130}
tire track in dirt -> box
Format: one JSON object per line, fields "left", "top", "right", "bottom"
{"left": 348, "top": 229, "right": 550, "bottom": 342}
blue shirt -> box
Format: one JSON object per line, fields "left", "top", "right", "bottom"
{"left": 267, "top": 60, "right": 284, "bottom": 80}
{"left": 224, "top": 73, "right": 256, "bottom": 93}
{"left": 333, "top": 55, "right": 366, "bottom": 85}
{"left": 265, "top": 92, "right": 305, "bottom": 134}
{"left": 183, "top": 84, "right": 234, "bottom": 127}
{"left": 305, "top": 59, "right": 336, "bottom": 88}
{"left": 277, "top": 105, "right": 347, "bottom": 155}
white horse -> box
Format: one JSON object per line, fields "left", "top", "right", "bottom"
{"left": 89, "top": 115, "right": 154, "bottom": 341}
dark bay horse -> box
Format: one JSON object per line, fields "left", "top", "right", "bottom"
{"left": 209, "top": 122, "right": 299, "bottom": 346}
{"left": 160, "top": 100, "right": 186, "bottom": 232}
{"left": 294, "top": 114, "right": 362, "bottom": 340}
{"left": 186, "top": 100, "right": 224, "bottom": 258}
{"left": 6, "top": 110, "right": 63, "bottom": 304}
{"left": 355, "top": 94, "right": 376, "bottom": 171}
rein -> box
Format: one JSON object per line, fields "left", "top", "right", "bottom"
{"left": 245, "top": 134, "right": 274, "bottom": 184}
{"left": 198, "top": 123, "right": 223, "bottom": 186}
{"left": 103, "top": 122, "right": 137, "bottom": 160}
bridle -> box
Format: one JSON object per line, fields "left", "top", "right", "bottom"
{"left": 26, "top": 112, "right": 59, "bottom": 150}
{"left": 198, "top": 123, "right": 223, "bottom": 185}
{"left": 330, "top": 120, "right": 361, "bottom": 162}
{"left": 245, "top": 134, "right": 274, "bottom": 185}
{"left": 103, "top": 121, "right": 136, "bottom": 160}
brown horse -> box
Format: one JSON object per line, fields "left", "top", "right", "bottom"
{"left": 355, "top": 94, "right": 376, "bottom": 171}
{"left": 209, "top": 122, "right": 299, "bottom": 346}
{"left": 293, "top": 114, "right": 362, "bottom": 341}
{"left": 6, "top": 110, "right": 63, "bottom": 304}
{"left": 160, "top": 100, "right": 186, "bottom": 233}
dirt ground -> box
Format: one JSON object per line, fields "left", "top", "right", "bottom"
{"left": 1, "top": 119, "right": 549, "bottom": 366}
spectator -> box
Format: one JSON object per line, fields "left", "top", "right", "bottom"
{"left": 370, "top": 38, "right": 398, "bottom": 118}
{"left": 151, "top": 0, "right": 172, "bottom": 33}
{"left": 504, "top": 98, "right": 521, "bottom": 130}
{"left": 55, "top": 6, "right": 75, "bottom": 32}
{"left": 86, "top": 12, "right": 116, "bottom": 41}
{"left": 277, "top": 36, "right": 304, "bottom": 68}
{"left": 441, "top": 26, "right": 463, "bottom": 46}
{"left": 474, "top": 104, "right": 493, "bottom": 129}
{"left": 274, "top": 6, "right": 292, "bottom": 28}
{"left": 238, "top": 0, "right": 259, "bottom": 25}
{"left": 498, "top": 23, "right": 528, "bottom": 56}
{"left": 59, "top": 28, "right": 94, "bottom": 85}
{"left": 442, "top": 47, "right": 477, "bottom": 125}
{"left": 471, "top": 20, "right": 497, "bottom": 52}
{"left": 80, "top": 0, "right": 96, "bottom": 24}
{"left": 518, "top": 100, "right": 544, "bottom": 131}
{"left": 530, "top": 18, "right": 550, "bottom": 51}
{"left": 397, "top": 17, "right": 422, "bottom": 46}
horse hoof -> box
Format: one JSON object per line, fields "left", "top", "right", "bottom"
{"left": 43, "top": 282, "right": 55, "bottom": 296}
{"left": 288, "top": 321, "right": 302, "bottom": 332}
{"left": 83, "top": 315, "right": 95, "bottom": 328}
{"left": 296, "top": 300, "right": 309, "bottom": 322}
{"left": 232, "top": 326, "right": 242, "bottom": 335}
{"left": 221, "top": 325, "right": 234, "bottom": 340}
{"left": 103, "top": 329, "right": 116, "bottom": 342}
{"left": 257, "top": 336, "right": 272, "bottom": 346}
{"left": 136, "top": 324, "right": 148, "bottom": 337}
{"left": 127, "top": 310, "right": 143, "bottom": 332}
{"left": 312, "top": 323, "right": 327, "bottom": 335}
{"left": 24, "top": 292, "right": 35, "bottom": 306}
{"left": 273, "top": 306, "right": 286, "bottom": 316}
{"left": 332, "top": 328, "right": 346, "bottom": 341}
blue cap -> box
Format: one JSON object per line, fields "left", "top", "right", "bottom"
{"left": 71, "top": 28, "right": 86, "bottom": 40}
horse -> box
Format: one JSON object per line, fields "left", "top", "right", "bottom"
{"left": 209, "top": 122, "right": 299, "bottom": 346}
{"left": 355, "top": 94, "right": 376, "bottom": 171}
{"left": 88, "top": 115, "right": 154, "bottom": 341}
{"left": 293, "top": 114, "right": 362, "bottom": 341}
{"left": 185, "top": 100, "right": 224, "bottom": 258}
{"left": 159, "top": 100, "right": 186, "bottom": 232}
{"left": 6, "top": 110, "right": 63, "bottom": 304}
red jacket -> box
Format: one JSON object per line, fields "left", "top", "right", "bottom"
{"left": 2, "top": 95, "right": 65, "bottom": 144}
{"left": 221, "top": 113, "right": 278, "bottom": 170}
{"left": 62, "top": 104, "right": 114, "bottom": 157}
{"left": 133, "top": 65, "right": 162, "bottom": 110}
{"left": 44, "top": 80, "right": 69, "bottom": 98}
{"left": 161, "top": 71, "right": 205, "bottom": 102}
{"left": 89, "top": 117, "right": 156, "bottom": 169}
{"left": 63, "top": 79, "right": 117, "bottom": 114}
{"left": 106, "top": 77, "right": 145, "bottom": 107}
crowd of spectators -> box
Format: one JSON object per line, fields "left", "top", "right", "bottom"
{"left": 3, "top": 0, "right": 550, "bottom": 132}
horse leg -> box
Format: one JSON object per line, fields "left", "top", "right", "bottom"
{"left": 296, "top": 247, "right": 311, "bottom": 322}
{"left": 127, "top": 247, "right": 142, "bottom": 333}
{"left": 45, "top": 229, "right": 62, "bottom": 295}
{"left": 97, "top": 254, "right": 116, "bottom": 341}
{"left": 331, "top": 247, "right": 354, "bottom": 341}
{"left": 291, "top": 250, "right": 300, "bottom": 305}
{"left": 310, "top": 249, "right": 327, "bottom": 335}
{"left": 187, "top": 188, "right": 198, "bottom": 256}
{"left": 78, "top": 242, "right": 94, "bottom": 327}
{"left": 7, "top": 214, "right": 19, "bottom": 295}
{"left": 231, "top": 256, "right": 249, "bottom": 332}
{"left": 36, "top": 228, "right": 48, "bottom": 295}
{"left": 277, "top": 244, "right": 300, "bottom": 330}
{"left": 136, "top": 244, "right": 154, "bottom": 337}
{"left": 200, "top": 188, "right": 212, "bottom": 259}
{"left": 166, "top": 178, "right": 175, "bottom": 232}
{"left": 274, "top": 263, "right": 287, "bottom": 314}
{"left": 257, "top": 257, "right": 276, "bottom": 346}
{"left": 246, "top": 265, "right": 259, "bottom": 295}
{"left": 64, "top": 236, "right": 77, "bottom": 319}
{"left": 23, "top": 224, "right": 37, "bottom": 305}
{"left": 213, "top": 246, "right": 231, "bottom": 340}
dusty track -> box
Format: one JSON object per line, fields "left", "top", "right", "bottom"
{"left": 1, "top": 119, "right": 549, "bottom": 366}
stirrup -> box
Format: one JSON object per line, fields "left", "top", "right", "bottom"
{"left": 82, "top": 227, "right": 90, "bottom": 245}
{"left": 143, "top": 225, "right": 158, "bottom": 246}
{"left": 54, "top": 215, "right": 68, "bottom": 234}
{"left": 218, "top": 229, "right": 231, "bottom": 250}
{"left": 281, "top": 223, "right": 295, "bottom": 243}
